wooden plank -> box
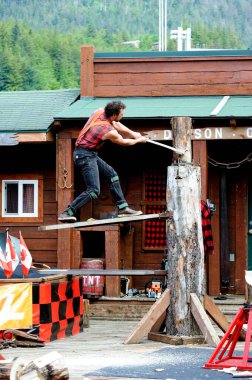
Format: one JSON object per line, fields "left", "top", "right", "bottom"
{"left": 145, "top": 127, "right": 252, "bottom": 141}
{"left": 77, "top": 225, "right": 120, "bottom": 232}
{"left": 94, "top": 59, "right": 252, "bottom": 73}
{"left": 17, "top": 132, "right": 54, "bottom": 143}
{"left": 95, "top": 83, "right": 252, "bottom": 97}
{"left": 123, "top": 288, "right": 170, "bottom": 344}
{"left": 37, "top": 269, "right": 168, "bottom": 276}
{"left": 0, "top": 274, "right": 72, "bottom": 283}
{"left": 105, "top": 230, "right": 120, "bottom": 297}
{"left": 204, "top": 294, "right": 230, "bottom": 333}
{"left": 148, "top": 332, "right": 205, "bottom": 345}
{"left": 190, "top": 293, "right": 220, "bottom": 347}
{"left": 0, "top": 133, "right": 18, "bottom": 145}
{"left": 38, "top": 212, "right": 170, "bottom": 231}
{"left": 149, "top": 310, "right": 167, "bottom": 332}
{"left": 95, "top": 71, "right": 251, "bottom": 86}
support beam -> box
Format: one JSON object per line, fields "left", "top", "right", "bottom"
{"left": 124, "top": 288, "right": 170, "bottom": 344}
{"left": 191, "top": 293, "right": 220, "bottom": 347}
{"left": 204, "top": 294, "right": 230, "bottom": 333}
{"left": 37, "top": 269, "right": 168, "bottom": 276}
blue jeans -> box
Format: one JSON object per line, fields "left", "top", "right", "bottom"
{"left": 69, "top": 148, "right": 128, "bottom": 215}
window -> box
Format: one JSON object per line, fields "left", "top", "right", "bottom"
{"left": 142, "top": 169, "right": 167, "bottom": 250}
{"left": 3, "top": 180, "right": 38, "bottom": 217}
{"left": 0, "top": 175, "right": 43, "bottom": 222}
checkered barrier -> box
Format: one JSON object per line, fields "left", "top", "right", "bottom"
{"left": 144, "top": 170, "right": 167, "bottom": 248}
{"left": 32, "top": 276, "right": 84, "bottom": 342}
{"left": 145, "top": 204, "right": 167, "bottom": 248}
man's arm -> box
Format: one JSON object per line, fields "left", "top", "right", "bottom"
{"left": 102, "top": 130, "right": 147, "bottom": 146}
{"left": 112, "top": 121, "right": 142, "bottom": 139}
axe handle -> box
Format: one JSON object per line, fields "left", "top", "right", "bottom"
{"left": 146, "top": 139, "right": 185, "bottom": 155}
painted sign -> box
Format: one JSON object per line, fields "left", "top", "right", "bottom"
{"left": 0, "top": 283, "right": 32, "bottom": 329}
{"left": 145, "top": 127, "right": 252, "bottom": 141}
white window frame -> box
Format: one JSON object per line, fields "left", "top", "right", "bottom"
{"left": 2, "top": 179, "right": 38, "bottom": 218}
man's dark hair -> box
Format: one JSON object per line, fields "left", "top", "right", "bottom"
{"left": 104, "top": 101, "right": 126, "bottom": 117}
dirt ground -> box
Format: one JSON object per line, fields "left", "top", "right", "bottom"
{"left": 0, "top": 319, "right": 246, "bottom": 380}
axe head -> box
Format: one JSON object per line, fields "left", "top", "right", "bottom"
{"left": 175, "top": 147, "right": 186, "bottom": 155}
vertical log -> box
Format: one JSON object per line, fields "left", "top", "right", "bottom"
{"left": 171, "top": 117, "right": 192, "bottom": 163}
{"left": 166, "top": 117, "right": 205, "bottom": 336}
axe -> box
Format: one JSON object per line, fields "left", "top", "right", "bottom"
{"left": 146, "top": 139, "right": 186, "bottom": 155}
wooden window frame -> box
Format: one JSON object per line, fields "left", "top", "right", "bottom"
{"left": 0, "top": 174, "right": 43, "bottom": 223}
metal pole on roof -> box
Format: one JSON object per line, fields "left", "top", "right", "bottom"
{"left": 164, "top": 0, "right": 167, "bottom": 50}
{"left": 159, "top": 0, "right": 168, "bottom": 51}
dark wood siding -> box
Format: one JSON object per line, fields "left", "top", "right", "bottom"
{"left": 93, "top": 57, "right": 252, "bottom": 97}
{"left": 0, "top": 144, "right": 57, "bottom": 268}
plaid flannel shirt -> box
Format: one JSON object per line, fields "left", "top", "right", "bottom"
{"left": 201, "top": 200, "right": 214, "bottom": 255}
{"left": 76, "top": 109, "right": 114, "bottom": 150}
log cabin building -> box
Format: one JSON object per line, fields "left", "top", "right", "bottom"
{"left": 1, "top": 46, "right": 252, "bottom": 297}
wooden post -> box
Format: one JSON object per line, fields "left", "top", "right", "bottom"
{"left": 105, "top": 229, "right": 121, "bottom": 297}
{"left": 56, "top": 131, "right": 74, "bottom": 269}
{"left": 166, "top": 117, "right": 205, "bottom": 336}
{"left": 80, "top": 45, "right": 94, "bottom": 98}
{"left": 193, "top": 140, "right": 208, "bottom": 200}
{"left": 220, "top": 169, "right": 230, "bottom": 288}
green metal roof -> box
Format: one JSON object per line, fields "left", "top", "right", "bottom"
{"left": 55, "top": 96, "right": 252, "bottom": 120}
{"left": 217, "top": 96, "right": 252, "bottom": 117}
{"left": 94, "top": 50, "right": 252, "bottom": 59}
{"left": 0, "top": 89, "right": 79, "bottom": 133}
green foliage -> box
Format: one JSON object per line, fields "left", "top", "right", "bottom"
{"left": 0, "top": 21, "right": 81, "bottom": 90}
{"left": 0, "top": 0, "right": 250, "bottom": 91}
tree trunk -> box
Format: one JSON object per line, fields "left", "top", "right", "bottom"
{"left": 166, "top": 117, "right": 205, "bottom": 336}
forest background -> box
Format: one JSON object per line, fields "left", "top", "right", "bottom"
{"left": 0, "top": 0, "right": 251, "bottom": 91}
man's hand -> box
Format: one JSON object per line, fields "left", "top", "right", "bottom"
{"left": 137, "top": 136, "right": 147, "bottom": 143}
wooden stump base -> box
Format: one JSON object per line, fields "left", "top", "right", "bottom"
{"left": 148, "top": 332, "right": 205, "bottom": 345}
